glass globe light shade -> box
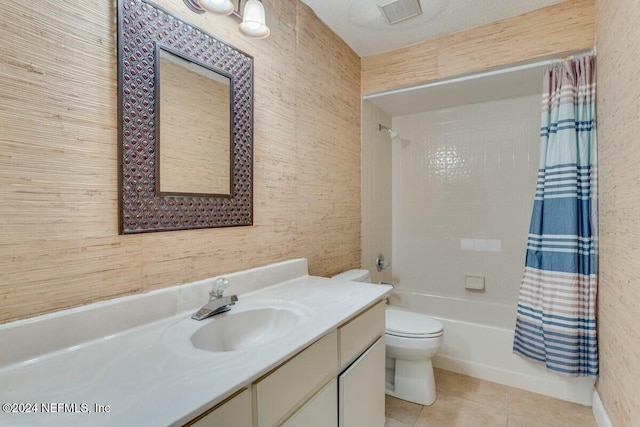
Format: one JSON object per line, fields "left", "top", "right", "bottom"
{"left": 239, "top": 0, "right": 270, "bottom": 39}
{"left": 198, "top": 0, "right": 234, "bottom": 15}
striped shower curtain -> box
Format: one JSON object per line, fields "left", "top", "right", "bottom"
{"left": 513, "top": 56, "right": 598, "bottom": 377}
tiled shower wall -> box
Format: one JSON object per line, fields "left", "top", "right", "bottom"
{"left": 361, "top": 100, "right": 393, "bottom": 284}
{"left": 391, "top": 94, "right": 541, "bottom": 305}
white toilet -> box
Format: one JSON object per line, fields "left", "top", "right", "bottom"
{"left": 332, "top": 269, "right": 444, "bottom": 406}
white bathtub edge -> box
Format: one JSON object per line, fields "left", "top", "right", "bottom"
{"left": 592, "top": 389, "right": 614, "bottom": 427}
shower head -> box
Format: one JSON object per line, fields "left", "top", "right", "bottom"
{"left": 378, "top": 124, "right": 399, "bottom": 140}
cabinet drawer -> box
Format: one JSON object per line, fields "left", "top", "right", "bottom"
{"left": 282, "top": 379, "right": 337, "bottom": 427}
{"left": 338, "top": 301, "right": 385, "bottom": 367}
{"left": 186, "top": 388, "right": 251, "bottom": 427}
{"left": 255, "top": 330, "right": 338, "bottom": 427}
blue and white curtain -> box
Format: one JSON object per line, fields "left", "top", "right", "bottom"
{"left": 513, "top": 56, "right": 598, "bottom": 377}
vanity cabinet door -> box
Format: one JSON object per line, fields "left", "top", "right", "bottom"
{"left": 282, "top": 379, "right": 338, "bottom": 427}
{"left": 186, "top": 388, "right": 251, "bottom": 427}
{"left": 338, "top": 337, "right": 385, "bottom": 427}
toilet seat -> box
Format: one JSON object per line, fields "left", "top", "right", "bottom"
{"left": 385, "top": 306, "right": 443, "bottom": 339}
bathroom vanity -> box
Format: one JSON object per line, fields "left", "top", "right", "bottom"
{"left": 0, "top": 259, "right": 390, "bottom": 426}
{"left": 196, "top": 302, "right": 385, "bottom": 427}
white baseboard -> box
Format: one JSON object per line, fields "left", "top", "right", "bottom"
{"left": 592, "top": 390, "right": 614, "bottom": 427}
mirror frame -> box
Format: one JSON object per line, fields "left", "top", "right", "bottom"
{"left": 117, "top": 0, "right": 254, "bottom": 234}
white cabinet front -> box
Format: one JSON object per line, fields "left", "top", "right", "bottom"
{"left": 282, "top": 379, "right": 338, "bottom": 427}
{"left": 187, "top": 388, "right": 252, "bottom": 427}
{"left": 255, "top": 331, "right": 338, "bottom": 426}
{"left": 338, "top": 337, "right": 385, "bottom": 427}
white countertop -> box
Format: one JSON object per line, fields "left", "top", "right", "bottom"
{"left": 0, "top": 259, "right": 390, "bottom": 426}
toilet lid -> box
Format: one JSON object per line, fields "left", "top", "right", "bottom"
{"left": 385, "top": 306, "right": 444, "bottom": 338}
{"left": 331, "top": 269, "right": 370, "bottom": 282}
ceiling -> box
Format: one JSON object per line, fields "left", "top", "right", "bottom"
{"left": 299, "top": 0, "right": 565, "bottom": 57}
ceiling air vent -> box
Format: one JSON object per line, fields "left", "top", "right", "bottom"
{"left": 378, "top": 0, "right": 422, "bottom": 25}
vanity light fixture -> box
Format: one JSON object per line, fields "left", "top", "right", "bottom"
{"left": 238, "top": 0, "right": 270, "bottom": 39}
{"left": 184, "top": 0, "right": 270, "bottom": 39}
{"left": 198, "top": 0, "right": 234, "bottom": 14}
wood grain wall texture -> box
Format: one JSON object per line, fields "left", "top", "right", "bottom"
{"left": 0, "top": 0, "right": 361, "bottom": 323}
{"left": 361, "top": 0, "right": 596, "bottom": 94}
{"left": 595, "top": 0, "right": 640, "bottom": 424}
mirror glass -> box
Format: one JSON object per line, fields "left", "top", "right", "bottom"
{"left": 157, "top": 47, "right": 232, "bottom": 196}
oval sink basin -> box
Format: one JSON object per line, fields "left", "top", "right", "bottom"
{"left": 190, "top": 307, "right": 303, "bottom": 352}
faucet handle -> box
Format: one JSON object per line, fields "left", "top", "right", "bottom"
{"left": 210, "top": 277, "right": 230, "bottom": 299}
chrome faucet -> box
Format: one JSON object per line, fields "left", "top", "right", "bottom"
{"left": 191, "top": 277, "right": 238, "bottom": 321}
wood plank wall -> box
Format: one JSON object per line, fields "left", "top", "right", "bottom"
{"left": 595, "top": 0, "right": 640, "bottom": 424}
{"left": 361, "top": 0, "right": 596, "bottom": 94}
{"left": 295, "top": 5, "right": 362, "bottom": 278}
{"left": 0, "top": 0, "right": 361, "bottom": 323}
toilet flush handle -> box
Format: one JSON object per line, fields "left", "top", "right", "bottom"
{"left": 376, "top": 253, "right": 390, "bottom": 272}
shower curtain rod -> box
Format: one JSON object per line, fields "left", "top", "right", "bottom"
{"left": 362, "top": 48, "right": 596, "bottom": 101}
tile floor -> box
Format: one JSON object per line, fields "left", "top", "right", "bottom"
{"left": 385, "top": 369, "right": 597, "bottom": 427}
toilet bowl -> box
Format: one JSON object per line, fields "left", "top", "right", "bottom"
{"left": 331, "top": 269, "right": 444, "bottom": 406}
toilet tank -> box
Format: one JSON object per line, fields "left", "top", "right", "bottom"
{"left": 331, "top": 269, "right": 371, "bottom": 283}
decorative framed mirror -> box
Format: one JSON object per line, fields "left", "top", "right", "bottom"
{"left": 117, "top": 0, "right": 253, "bottom": 234}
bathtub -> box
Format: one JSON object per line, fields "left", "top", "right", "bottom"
{"left": 388, "top": 290, "right": 595, "bottom": 406}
